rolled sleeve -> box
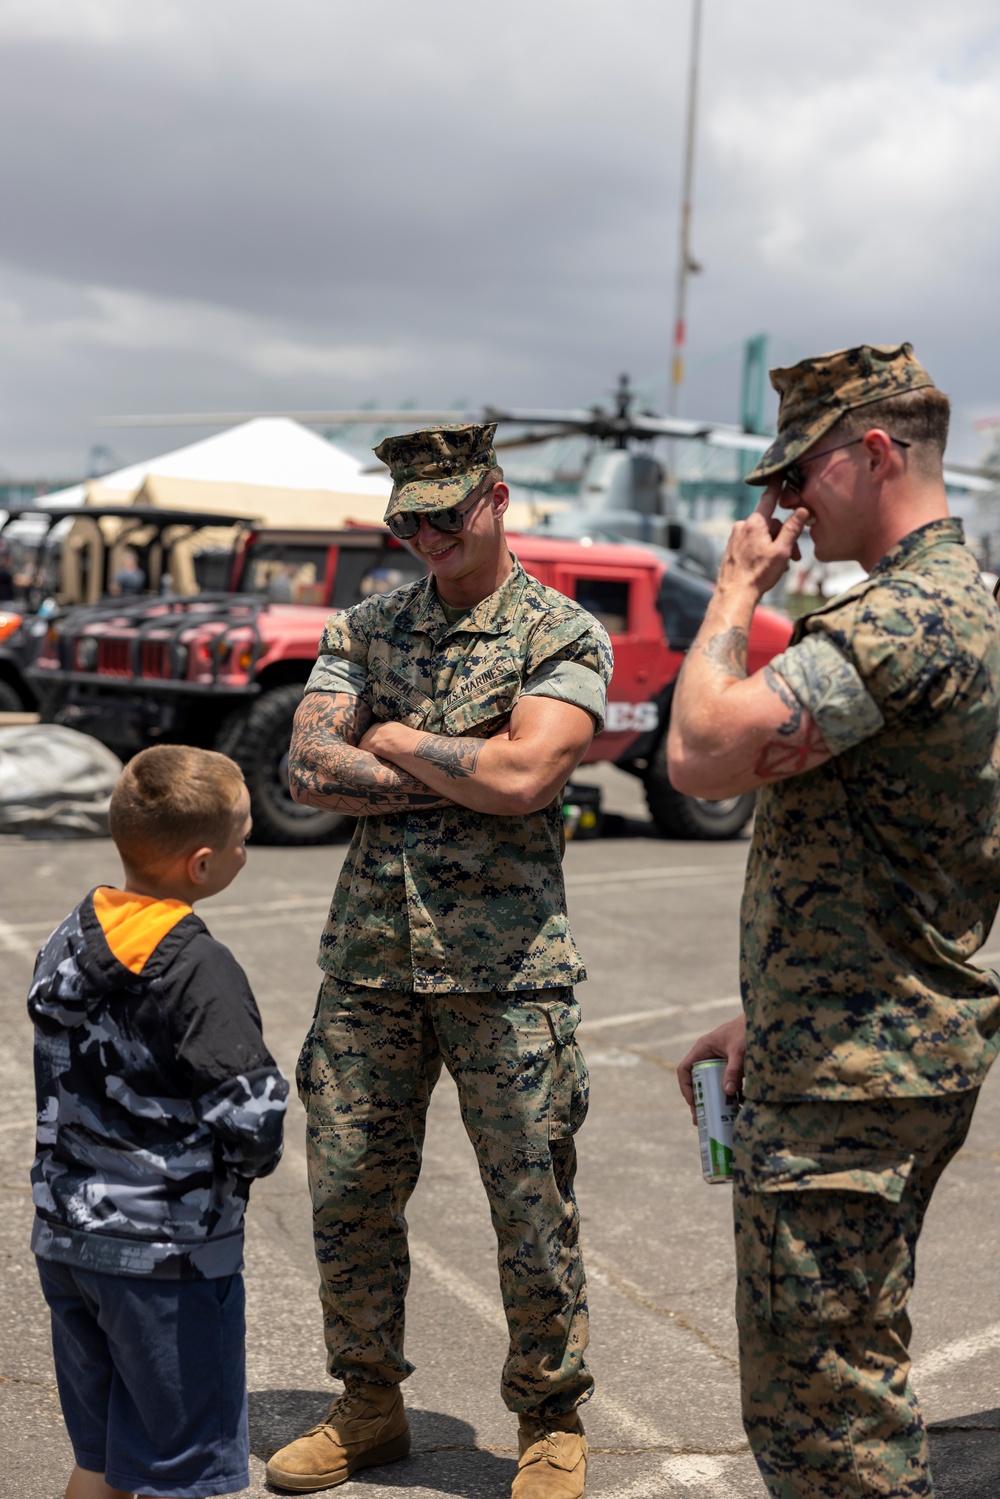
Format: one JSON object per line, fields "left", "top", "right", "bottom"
{"left": 521, "top": 659, "right": 608, "bottom": 732}
{"left": 305, "top": 606, "right": 372, "bottom": 696}
{"left": 769, "top": 633, "right": 884, "bottom": 756}
{"left": 305, "top": 654, "right": 368, "bottom": 697}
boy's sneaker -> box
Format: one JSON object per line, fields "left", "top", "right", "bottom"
{"left": 511, "top": 1411, "right": 587, "bottom": 1499}
{"left": 265, "top": 1380, "right": 410, "bottom": 1492}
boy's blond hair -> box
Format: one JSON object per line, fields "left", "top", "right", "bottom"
{"left": 110, "top": 745, "right": 246, "bottom": 873}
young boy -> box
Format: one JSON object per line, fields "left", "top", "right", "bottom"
{"left": 28, "top": 744, "right": 288, "bottom": 1499}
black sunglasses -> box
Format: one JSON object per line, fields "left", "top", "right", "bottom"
{"left": 782, "top": 436, "right": 911, "bottom": 495}
{"left": 387, "top": 485, "right": 494, "bottom": 541}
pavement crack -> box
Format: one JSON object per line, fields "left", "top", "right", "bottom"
{"left": 408, "top": 1442, "right": 750, "bottom": 1457}
{"left": 0, "top": 1373, "right": 58, "bottom": 1390}
{"left": 618, "top": 1046, "right": 678, "bottom": 1074}
{"left": 928, "top": 1422, "right": 1000, "bottom": 1433}
{"left": 586, "top": 1443, "right": 750, "bottom": 1456}
{"left": 587, "top": 1255, "right": 739, "bottom": 1376}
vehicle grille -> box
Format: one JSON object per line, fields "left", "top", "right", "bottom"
{"left": 98, "top": 639, "right": 132, "bottom": 677}
{"left": 139, "top": 641, "right": 171, "bottom": 678}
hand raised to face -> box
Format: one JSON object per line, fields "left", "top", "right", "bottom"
{"left": 714, "top": 490, "right": 811, "bottom": 601}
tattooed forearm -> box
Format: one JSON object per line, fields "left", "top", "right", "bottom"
{"left": 413, "top": 734, "right": 485, "bottom": 780}
{"left": 699, "top": 627, "right": 748, "bottom": 678}
{"left": 288, "top": 693, "right": 452, "bottom": 814}
{"left": 762, "top": 664, "right": 803, "bottom": 738}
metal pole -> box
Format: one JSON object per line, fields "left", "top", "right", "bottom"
{"left": 669, "top": 0, "right": 703, "bottom": 417}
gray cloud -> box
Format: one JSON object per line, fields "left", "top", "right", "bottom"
{"left": 2, "top": 0, "right": 1000, "bottom": 473}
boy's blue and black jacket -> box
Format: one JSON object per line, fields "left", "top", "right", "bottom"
{"left": 28, "top": 887, "right": 288, "bottom": 1280}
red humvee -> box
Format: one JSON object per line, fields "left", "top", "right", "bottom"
{"left": 29, "top": 523, "right": 791, "bottom": 843}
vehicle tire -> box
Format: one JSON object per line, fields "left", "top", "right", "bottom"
{"left": 215, "top": 683, "right": 349, "bottom": 846}
{"left": 643, "top": 739, "right": 755, "bottom": 840}
{"left": 0, "top": 676, "right": 28, "bottom": 713}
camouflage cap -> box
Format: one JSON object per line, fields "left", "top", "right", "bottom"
{"left": 374, "top": 423, "right": 498, "bottom": 519}
{"left": 744, "top": 342, "right": 936, "bottom": 486}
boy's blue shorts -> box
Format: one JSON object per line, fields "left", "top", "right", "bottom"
{"left": 36, "top": 1257, "right": 249, "bottom": 1498}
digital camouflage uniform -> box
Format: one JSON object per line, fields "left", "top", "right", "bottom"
{"left": 298, "top": 468, "right": 612, "bottom": 1416}
{"left": 735, "top": 346, "right": 1000, "bottom": 1498}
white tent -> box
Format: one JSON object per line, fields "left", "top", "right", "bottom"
{"left": 25, "top": 416, "right": 565, "bottom": 537}
{"left": 40, "top": 417, "right": 392, "bottom": 513}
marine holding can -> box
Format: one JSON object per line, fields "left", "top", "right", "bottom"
{"left": 692, "top": 1059, "right": 739, "bottom": 1183}
{"left": 670, "top": 344, "right": 1000, "bottom": 1499}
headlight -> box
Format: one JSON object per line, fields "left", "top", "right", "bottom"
{"left": 76, "top": 638, "right": 98, "bottom": 671}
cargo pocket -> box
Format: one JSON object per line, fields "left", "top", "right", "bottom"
{"left": 294, "top": 982, "right": 329, "bottom": 1104}
{"left": 748, "top": 1149, "right": 915, "bottom": 1329}
{"left": 543, "top": 996, "right": 590, "bottom": 1142}
{"left": 295, "top": 1026, "right": 316, "bottom": 1105}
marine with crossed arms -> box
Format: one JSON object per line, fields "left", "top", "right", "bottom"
{"left": 266, "top": 423, "right": 612, "bottom": 1498}
{"left": 672, "top": 343, "right": 1000, "bottom": 1499}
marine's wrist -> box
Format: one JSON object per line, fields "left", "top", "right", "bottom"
{"left": 359, "top": 720, "right": 418, "bottom": 761}
{"left": 710, "top": 574, "right": 760, "bottom": 614}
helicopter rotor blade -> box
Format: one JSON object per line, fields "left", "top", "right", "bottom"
{"left": 100, "top": 409, "right": 484, "bottom": 428}
{"left": 938, "top": 459, "right": 1000, "bottom": 482}
{"left": 358, "top": 427, "right": 586, "bottom": 473}
{"left": 493, "top": 426, "right": 584, "bottom": 450}
{"left": 481, "top": 407, "right": 606, "bottom": 426}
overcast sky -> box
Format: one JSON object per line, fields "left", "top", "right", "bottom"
{"left": 2, "top": 0, "right": 1000, "bottom": 476}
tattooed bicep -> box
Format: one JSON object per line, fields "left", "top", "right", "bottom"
{"left": 761, "top": 665, "right": 803, "bottom": 737}
{"left": 751, "top": 667, "right": 830, "bottom": 781}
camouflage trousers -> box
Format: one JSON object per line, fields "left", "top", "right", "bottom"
{"left": 296, "top": 975, "right": 593, "bottom": 1416}
{"left": 733, "top": 1091, "right": 978, "bottom": 1499}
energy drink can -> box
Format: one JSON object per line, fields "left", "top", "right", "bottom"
{"left": 692, "top": 1059, "right": 739, "bottom": 1183}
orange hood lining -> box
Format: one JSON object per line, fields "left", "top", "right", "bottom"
{"left": 93, "top": 887, "right": 193, "bottom": 975}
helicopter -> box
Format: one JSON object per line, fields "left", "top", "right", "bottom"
{"left": 103, "top": 374, "right": 770, "bottom": 577}
{"left": 103, "top": 370, "right": 1000, "bottom": 582}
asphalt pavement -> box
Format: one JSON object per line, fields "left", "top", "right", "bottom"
{"left": 2, "top": 764, "right": 999, "bottom": 1498}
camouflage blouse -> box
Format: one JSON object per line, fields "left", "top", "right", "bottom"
{"left": 306, "top": 560, "right": 613, "bottom": 994}
{"left": 743, "top": 519, "right": 1000, "bottom": 1100}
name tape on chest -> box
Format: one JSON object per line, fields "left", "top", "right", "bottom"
{"left": 447, "top": 656, "right": 521, "bottom": 705}
{"left": 368, "top": 656, "right": 434, "bottom": 713}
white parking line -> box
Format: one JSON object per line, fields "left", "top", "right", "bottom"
{"left": 0, "top": 917, "right": 40, "bottom": 957}
{"left": 0, "top": 866, "right": 740, "bottom": 937}
{"left": 408, "top": 1237, "right": 669, "bottom": 1450}
{"left": 0, "top": 895, "right": 333, "bottom": 937}
{"left": 571, "top": 874, "right": 744, "bottom": 899}
{"left": 565, "top": 864, "right": 743, "bottom": 890}
{"left": 597, "top": 1471, "right": 674, "bottom": 1499}
{"left": 279, "top": 1132, "right": 672, "bottom": 1452}
{"left": 915, "top": 1320, "right": 1000, "bottom": 1383}
{"left": 580, "top": 994, "right": 740, "bottom": 1035}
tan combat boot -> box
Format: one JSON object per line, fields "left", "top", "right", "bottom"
{"left": 511, "top": 1411, "right": 587, "bottom": 1499}
{"left": 265, "top": 1380, "right": 410, "bottom": 1492}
